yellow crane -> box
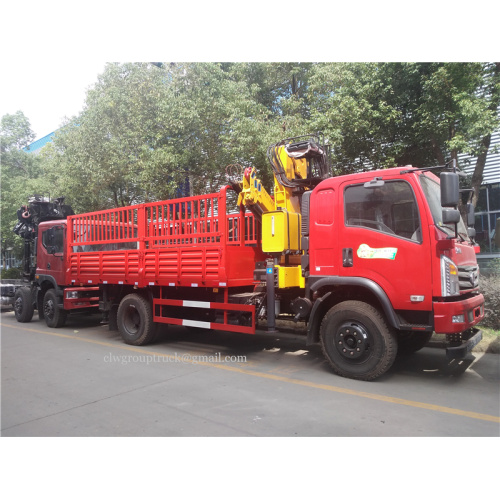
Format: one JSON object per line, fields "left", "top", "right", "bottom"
{"left": 234, "top": 134, "right": 331, "bottom": 289}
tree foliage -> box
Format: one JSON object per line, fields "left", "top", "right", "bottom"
{"left": 3, "top": 62, "right": 499, "bottom": 223}
{"left": 307, "top": 62, "right": 500, "bottom": 180}
{"left": 1, "top": 111, "right": 42, "bottom": 263}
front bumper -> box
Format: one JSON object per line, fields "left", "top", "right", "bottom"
{"left": 446, "top": 328, "right": 483, "bottom": 359}
{"left": 433, "top": 293, "right": 484, "bottom": 334}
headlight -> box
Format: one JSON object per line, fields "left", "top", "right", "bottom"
{"left": 441, "top": 256, "right": 460, "bottom": 297}
{"left": 66, "top": 291, "right": 79, "bottom": 299}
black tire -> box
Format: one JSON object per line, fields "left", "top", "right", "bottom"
{"left": 397, "top": 331, "right": 433, "bottom": 355}
{"left": 320, "top": 300, "right": 397, "bottom": 381}
{"left": 117, "top": 294, "right": 156, "bottom": 346}
{"left": 43, "top": 289, "right": 67, "bottom": 328}
{"left": 14, "top": 287, "right": 34, "bottom": 323}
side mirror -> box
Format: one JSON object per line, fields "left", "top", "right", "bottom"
{"left": 440, "top": 172, "right": 459, "bottom": 207}
{"left": 466, "top": 203, "right": 475, "bottom": 227}
{"left": 442, "top": 208, "right": 461, "bottom": 225}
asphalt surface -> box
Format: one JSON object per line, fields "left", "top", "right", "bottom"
{"left": 1, "top": 310, "right": 499, "bottom": 436}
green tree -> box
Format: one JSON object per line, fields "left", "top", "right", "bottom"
{"left": 32, "top": 63, "right": 500, "bottom": 220}
{"left": 307, "top": 62, "right": 500, "bottom": 201}
{"left": 43, "top": 62, "right": 277, "bottom": 211}
{"left": 157, "top": 62, "right": 275, "bottom": 194}
{"left": 0, "top": 111, "right": 41, "bottom": 267}
{"left": 42, "top": 63, "right": 173, "bottom": 212}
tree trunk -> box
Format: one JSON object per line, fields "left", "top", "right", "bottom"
{"left": 470, "top": 63, "right": 500, "bottom": 208}
{"left": 431, "top": 137, "right": 445, "bottom": 165}
{"left": 471, "top": 134, "right": 491, "bottom": 207}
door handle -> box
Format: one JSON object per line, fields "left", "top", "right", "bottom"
{"left": 343, "top": 248, "right": 353, "bottom": 267}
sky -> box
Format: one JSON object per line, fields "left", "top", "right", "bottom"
{"left": 0, "top": 60, "right": 108, "bottom": 141}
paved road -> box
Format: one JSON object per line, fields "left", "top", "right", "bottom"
{"left": 1, "top": 310, "right": 499, "bottom": 436}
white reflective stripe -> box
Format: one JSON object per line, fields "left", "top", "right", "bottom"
{"left": 183, "top": 300, "right": 210, "bottom": 309}
{"left": 183, "top": 320, "right": 211, "bottom": 329}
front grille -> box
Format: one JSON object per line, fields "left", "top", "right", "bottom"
{"left": 458, "top": 265, "right": 479, "bottom": 290}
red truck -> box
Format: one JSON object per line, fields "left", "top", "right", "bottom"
{"left": 12, "top": 134, "right": 484, "bottom": 380}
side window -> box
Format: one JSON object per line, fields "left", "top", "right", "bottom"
{"left": 345, "top": 181, "right": 421, "bottom": 242}
{"left": 42, "top": 227, "right": 64, "bottom": 253}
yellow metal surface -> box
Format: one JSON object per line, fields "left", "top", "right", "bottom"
{"left": 276, "top": 264, "right": 305, "bottom": 288}
{"left": 237, "top": 167, "right": 274, "bottom": 213}
{"left": 272, "top": 146, "right": 303, "bottom": 213}
{"left": 262, "top": 210, "right": 301, "bottom": 253}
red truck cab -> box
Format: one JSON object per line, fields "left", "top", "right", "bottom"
{"left": 306, "top": 166, "right": 484, "bottom": 362}
{"left": 35, "top": 220, "right": 99, "bottom": 325}
{"left": 36, "top": 221, "right": 67, "bottom": 287}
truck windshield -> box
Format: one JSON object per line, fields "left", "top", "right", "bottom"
{"left": 420, "top": 174, "right": 468, "bottom": 239}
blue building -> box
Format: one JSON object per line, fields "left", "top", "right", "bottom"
{"left": 23, "top": 131, "right": 56, "bottom": 154}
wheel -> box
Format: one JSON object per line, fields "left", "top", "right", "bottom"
{"left": 397, "top": 331, "right": 433, "bottom": 355}
{"left": 43, "top": 289, "right": 67, "bottom": 328}
{"left": 117, "top": 294, "right": 156, "bottom": 346}
{"left": 14, "top": 287, "right": 34, "bottom": 323}
{"left": 320, "top": 301, "right": 397, "bottom": 381}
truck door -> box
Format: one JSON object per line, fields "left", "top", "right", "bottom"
{"left": 340, "top": 179, "right": 433, "bottom": 313}
{"left": 38, "top": 225, "right": 66, "bottom": 285}
{"left": 309, "top": 187, "right": 337, "bottom": 275}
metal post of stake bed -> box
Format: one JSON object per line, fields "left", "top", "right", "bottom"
{"left": 266, "top": 260, "right": 277, "bottom": 333}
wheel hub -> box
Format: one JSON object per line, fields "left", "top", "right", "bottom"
{"left": 335, "top": 322, "right": 370, "bottom": 360}
{"left": 14, "top": 297, "right": 23, "bottom": 314}
{"left": 44, "top": 299, "right": 55, "bottom": 319}
{"left": 124, "top": 306, "right": 140, "bottom": 334}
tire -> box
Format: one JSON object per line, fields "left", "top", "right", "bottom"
{"left": 117, "top": 294, "right": 156, "bottom": 346}
{"left": 397, "top": 331, "right": 433, "bottom": 355}
{"left": 14, "top": 287, "right": 34, "bottom": 323}
{"left": 43, "top": 289, "right": 67, "bottom": 328}
{"left": 320, "top": 301, "right": 397, "bottom": 381}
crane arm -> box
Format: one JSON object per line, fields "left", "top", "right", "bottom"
{"left": 237, "top": 167, "right": 275, "bottom": 218}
